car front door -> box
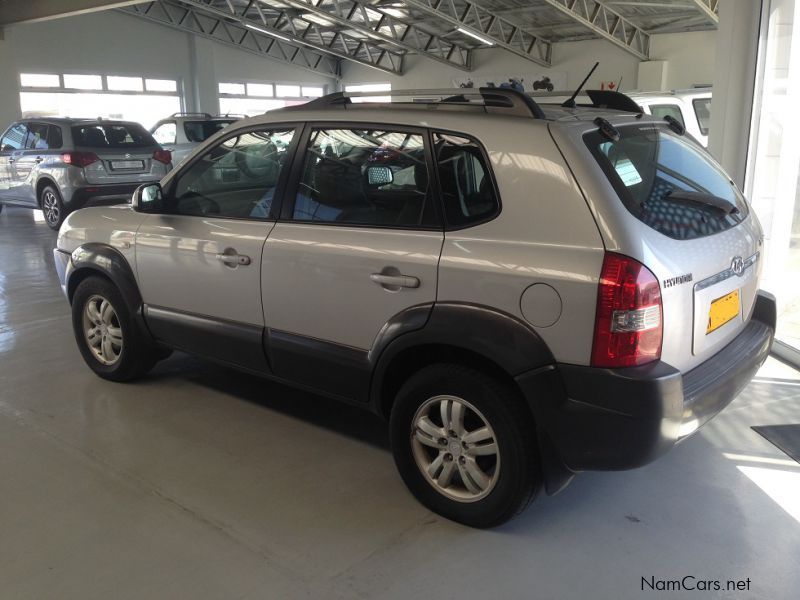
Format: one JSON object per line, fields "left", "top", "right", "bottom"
{"left": 135, "top": 125, "right": 300, "bottom": 371}
{"left": 0, "top": 122, "right": 29, "bottom": 202}
{"left": 262, "top": 125, "right": 443, "bottom": 401}
{"left": 13, "top": 122, "right": 53, "bottom": 206}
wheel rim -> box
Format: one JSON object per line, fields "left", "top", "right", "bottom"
{"left": 42, "top": 191, "right": 60, "bottom": 225}
{"left": 82, "top": 295, "right": 123, "bottom": 366}
{"left": 410, "top": 395, "right": 500, "bottom": 503}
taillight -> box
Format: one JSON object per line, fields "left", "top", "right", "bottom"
{"left": 591, "top": 252, "right": 663, "bottom": 368}
{"left": 153, "top": 149, "right": 172, "bottom": 164}
{"left": 61, "top": 151, "right": 100, "bottom": 168}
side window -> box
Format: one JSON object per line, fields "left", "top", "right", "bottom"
{"left": 171, "top": 127, "right": 295, "bottom": 220}
{"left": 293, "top": 128, "right": 432, "bottom": 227}
{"left": 1, "top": 123, "right": 29, "bottom": 152}
{"left": 152, "top": 122, "right": 177, "bottom": 145}
{"left": 693, "top": 98, "right": 712, "bottom": 136}
{"left": 26, "top": 123, "right": 51, "bottom": 150}
{"left": 649, "top": 104, "right": 685, "bottom": 126}
{"left": 433, "top": 132, "right": 499, "bottom": 227}
{"left": 47, "top": 126, "right": 63, "bottom": 149}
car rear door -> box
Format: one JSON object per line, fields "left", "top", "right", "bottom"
{"left": 261, "top": 125, "right": 443, "bottom": 401}
{"left": 0, "top": 122, "right": 29, "bottom": 202}
{"left": 13, "top": 122, "right": 56, "bottom": 205}
{"left": 135, "top": 124, "right": 300, "bottom": 371}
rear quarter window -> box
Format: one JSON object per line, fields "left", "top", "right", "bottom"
{"left": 184, "top": 120, "right": 235, "bottom": 143}
{"left": 585, "top": 124, "right": 747, "bottom": 240}
{"left": 71, "top": 123, "right": 155, "bottom": 148}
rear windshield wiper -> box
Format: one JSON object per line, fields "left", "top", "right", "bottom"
{"left": 665, "top": 190, "right": 739, "bottom": 215}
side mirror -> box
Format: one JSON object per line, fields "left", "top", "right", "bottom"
{"left": 366, "top": 164, "right": 393, "bottom": 186}
{"left": 131, "top": 182, "right": 163, "bottom": 213}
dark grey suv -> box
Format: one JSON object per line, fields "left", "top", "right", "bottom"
{"left": 0, "top": 118, "right": 171, "bottom": 229}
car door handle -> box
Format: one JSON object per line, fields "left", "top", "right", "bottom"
{"left": 35, "top": 156, "right": 44, "bottom": 163}
{"left": 216, "top": 251, "right": 251, "bottom": 266}
{"left": 370, "top": 272, "right": 420, "bottom": 289}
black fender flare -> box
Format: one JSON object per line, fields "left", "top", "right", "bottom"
{"left": 368, "top": 302, "right": 555, "bottom": 412}
{"left": 66, "top": 243, "right": 153, "bottom": 341}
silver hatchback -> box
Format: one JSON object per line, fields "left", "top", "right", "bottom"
{"left": 0, "top": 118, "right": 171, "bottom": 229}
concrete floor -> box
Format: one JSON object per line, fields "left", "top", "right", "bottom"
{"left": 2, "top": 205, "right": 800, "bottom": 600}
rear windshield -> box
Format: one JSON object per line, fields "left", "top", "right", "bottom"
{"left": 184, "top": 120, "right": 235, "bottom": 143}
{"left": 71, "top": 123, "right": 155, "bottom": 148}
{"left": 585, "top": 124, "right": 748, "bottom": 240}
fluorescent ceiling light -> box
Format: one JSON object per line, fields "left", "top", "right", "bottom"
{"left": 456, "top": 27, "right": 495, "bottom": 46}
{"left": 245, "top": 23, "right": 291, "bottom": 43}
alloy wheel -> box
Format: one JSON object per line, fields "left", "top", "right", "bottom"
{"left": 42, "top": 191, "right": 60, "bottom": 226}
{"left": 82, "top": 295, "right": 123, "bottom": 365}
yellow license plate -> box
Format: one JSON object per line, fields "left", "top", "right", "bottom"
{"left": 707, "top": 289, "right": 740, "bottom": 334}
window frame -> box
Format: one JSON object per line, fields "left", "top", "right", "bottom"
{"left": 0, "top": 122, "right": 30, "bottom": 153}
{"left": 430, "top": 128, "right": 502, "bottom": 231}
{"left": 280, "top": 121, "right": 443, "bottom": 231}
{"left": 151, "top": 120, "right": 178, "bottom": 145}
{"left": 162, "top": 122, "right": 304, "bottom": 222}
{"left": 24, "top": 122, "right": 55, "bottom": 150}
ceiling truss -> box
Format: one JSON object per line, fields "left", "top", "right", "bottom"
{"left": 537, "top": 0, "right": 650, "bottom": 60}
{"left": 689, "top": 0, "right": 719, "bottom": 25}
{"left": 122, "top": 1, "right": 342, "bottom": 77}
{"left": 401, "top": 0, "right": 553, "bottom": 67}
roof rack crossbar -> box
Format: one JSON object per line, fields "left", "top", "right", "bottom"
{"left": 298, "top": 88, "right": 546, "bottom": 119}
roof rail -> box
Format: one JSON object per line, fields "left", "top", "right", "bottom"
{"left": 170, "top": 112, "right": 213, "bottom": 118}
{"left": 291, "top": 88, "right": 546, "bottom": 119}
{"left": 215, "top": 113, "right": 248, "bottom": 119}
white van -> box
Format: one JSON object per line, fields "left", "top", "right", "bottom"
{"left": 628, "top": 89, "right": 712, "bottom": 147}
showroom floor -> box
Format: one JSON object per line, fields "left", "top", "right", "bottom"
{"left": 2, "top": 205, "right": 800, "bottom": 599}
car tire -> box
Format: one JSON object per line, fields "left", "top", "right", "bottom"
{"left": 390, "top": 363, "right": 541, "bottom": 528}
{"left": 40, "top": 184, "right": 67, "bottom": 230}
{"left": 71, "top": 276, "right": 158, "bottom": 382}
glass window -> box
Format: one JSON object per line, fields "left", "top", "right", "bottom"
{"left": 345, "top": 83, "right": 391, "bottom": 103}
{"left": 184, "top": 120, "right": 235, "bottom": 143}
{"left": 72, "top": 123, "right": 156, "bottom": 148}
{"left": 434, "top": 132, "right": 499, "bottom": 227}
{"left": 171, "top": 128, "right": 295, "bottom": 220}
{"left": 276, "top": 84, "right": 300, "bottom": 98}
{"left": 247, "top": 83, "right": 273, "bottom": 97}
{"left": 25, "top": 123, "right": 51, "bottom": 150}
{"left": 63, "top": 74, "right": 103, "bottom": 90}
{"left": 1, "top": 123, "right": 29, "bottom": 151}
{"left": 293, "top": 128, "right": 431, "bottom": 227}
{"left": 47, "top": 125, "right": 63, "bottom": 149}
{"left": 107, "top": 76, "right": 143, "bottom": 91}
{"left": 152, "top": 122, "right": 177, "bottom": 145}
{"left": 585, "top": 124, "right": 748, "bottom": 241}
{"left": 218, "top": 97, "right": 285, "bottom": 116}
{"left": 302, "top": 86, "right": 324, "bottom": 98}
{"left": 145, "top": 79, "right": 177, "bottom": 92}
{"left": 219, "top": 82, "right": 246, "bottom": 95}
{"left": 649, "top": 104, "right": 685, "bottom": 126}
{"left": 20, "top": 73, "right": 60, "bottom": 88}
{"left": 693, "top": 98, "right": 712, "bottom": 136}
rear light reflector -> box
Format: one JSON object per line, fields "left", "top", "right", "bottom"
{"left": 591, "top": 252, "right": 663, "bottom": 368}
{"left": 153, "top": 149, "right": 172, "bottom": 164}
{"left": 62, "top": 151, "right": 100, "bottom": 168}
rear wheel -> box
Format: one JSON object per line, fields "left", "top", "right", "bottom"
{"left": 390, "top": 363, "right": 541, "bottom": 528}
{"left": 40, "top": 184, "right": 66, "bottom": 230}
{"left": 72, "top": 276, "right": 158, "bottom": 382}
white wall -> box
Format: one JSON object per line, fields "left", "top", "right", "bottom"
{"left": 0, "top": 9, "right": 337, "bottom": 127}
{"left": 648, "top": 31, "right": 717, "bottom": 89}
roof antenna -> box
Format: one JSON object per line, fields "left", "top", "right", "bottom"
{"left": 562, "top": 61, "right": 599, "bottom": 108}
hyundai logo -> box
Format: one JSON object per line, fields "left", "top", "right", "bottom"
{"left": 731, "top": 256, "right": 745, "bottom": 277}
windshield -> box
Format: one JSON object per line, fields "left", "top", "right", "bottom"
{"left": 184, "top": 120, "right": 235, "bottom": 143}
{"left": 585, "top": 124, "right": 747, "bottom": 240}
{"left": 72, "top": 123, "right": 155, "bottom": 149}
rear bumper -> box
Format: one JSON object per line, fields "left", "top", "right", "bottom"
{"left": 67, "top": 183, "right": 151, "bottom": 208}
{"left": 518, "top": 291, "right": 776, "bottom": 472}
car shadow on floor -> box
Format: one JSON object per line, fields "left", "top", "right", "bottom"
{"left": 147, "top": 351, "right": 392, "bottom": 451}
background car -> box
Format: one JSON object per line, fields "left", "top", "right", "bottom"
{"left": 150, "top": 113, "right": 241, "bottom": 166}
{"left": 0, "top": 118, "right": 171, "bottom": 229}
{"left": 628, "top": 88, "right": 712, "bottom": 147}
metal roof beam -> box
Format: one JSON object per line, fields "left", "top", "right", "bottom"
{"left": 688, "top": 0, "right": 719, "bottom": 25}
{"left": 180, "top": 0, "right": 404, "bottom": 74}
{"left": 122, "top": 1, "right": 341, "bottom": 78}
{"left": 537, "top": 0, "right": 649, "bottom": 60}
{"left": 0, "top": 0, "right": 143, "bottom": 26}
{"left": 401, "top": 0, "right": 552, "bottom": 67}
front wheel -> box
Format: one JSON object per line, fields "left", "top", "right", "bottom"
{"left": 40, "top": 184, "right": 67, "bottom": 230}
{"left": 71, "top": 276, "right": 158, "bottom": 382}
{"left": 390, "top": 364, "right": 541, "bottom": 528}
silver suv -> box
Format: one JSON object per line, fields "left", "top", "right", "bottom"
{"left": 53, "top": 88, "right": 775, "bottom": 527}
{"left": 0, "top": 118, "right": 171, "bottom": 229}
{"left": 151, "top": 113, "right": 240, "bottom": 166}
